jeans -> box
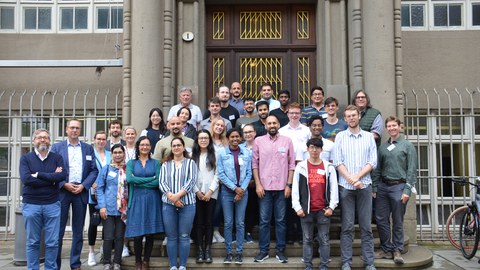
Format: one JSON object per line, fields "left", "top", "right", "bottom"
{"left": 194, "top": 198, "right": 216, "bottom": 246}
{"left": 339, "top": 185, "right": 374, "bottom": 266}
{"left": 258, "top": 190, "right": 286, "bottom": 253}
{"left": 163, "top": 203, "right": 195, "bottom": 268}
{"left": 221, "top": 187, "right": 248, "bottom": 254}
{"left": 213, "top": 187, "right": 223, "bottom": 228}
{"left": 300, "top": 211, "right": 331, "bottom": 269}
{"left": 102, "top": 216, "right": 126, "bottom": 265}
{"left": 23, "top": 201, "right": 60, "bottom": 270}
{"left": 286, "top": 196, "right": 302, "bottom": 242}
{"left": 245, "top": 185, "right": 259, "bottom": 233}
{"left": 375, "top": 182, "right": 407, "bottom": 253}
{"left": 57, "top": 192, "right": 87, "bottom": 269}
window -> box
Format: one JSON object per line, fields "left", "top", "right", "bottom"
{"left": 60, "top": 7, "right": 88, "bottom": 30}
{"left": 24, "top": 7, "right": 51, "bottom": 30}
{"left": 96, "top": 6, "right": 122, "bottom": 30}
{"left": 402, "top": 3, "right": 426, "bottom": 28}
{"left": 0, "top": 7, "right": 14, "bottom": 30}
{"left": 433, "top": 2, "right": 463, "bottom": 27}
{"left": 472, "top": 2, "right": 480, "bottom": 25}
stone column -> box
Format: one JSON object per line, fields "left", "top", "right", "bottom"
{"left": 122, "top": 0, "right": 132, "bottom": 125}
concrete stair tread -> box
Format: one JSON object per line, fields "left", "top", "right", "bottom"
{"left": 121, "top": 245, "right": 432, "bottom": 269}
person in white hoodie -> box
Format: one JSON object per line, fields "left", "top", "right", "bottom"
{"left": 292, "top": 138, "right": 339, "bottom": 270}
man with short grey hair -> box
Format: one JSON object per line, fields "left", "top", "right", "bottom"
{"left": 167, "top": 86, "right": 203, "bottom": 128}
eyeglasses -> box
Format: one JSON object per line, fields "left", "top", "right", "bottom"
{"left": 35, "top": 136, "right": 49, "bottom": 140}
{"left": 288, "top": 112, "right": 301, "bottom": 115}
{"left": 243, "top": 131, "right": 254, "bottom": 134}
{"left": 198, "top": 137, "right": 209, "bottom": 141}
{"left": 172, "top": 144, "right": 183, "bottom": 148}
{"left": 356, "top": 96, "right": 367, "bottom": 100}
{"left": 112, "top": 151, "right": 124, "bottom": 155}
{"left": 139, "top": 144, "right": 151, "bottom": 147}
{"left": 68, "top": 126, "right": 80, "bottom": 130}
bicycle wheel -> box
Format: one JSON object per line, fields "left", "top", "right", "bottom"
{"left": 459, "top": 207, "right": 480, "bottom": 259}
{"left": 446, "top": 206, "right": 468, "bottom": 249}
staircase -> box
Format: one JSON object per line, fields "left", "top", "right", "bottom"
{"left": 120, "top": 220, "right": 433, "bottom": 269}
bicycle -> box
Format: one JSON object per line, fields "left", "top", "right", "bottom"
{"left": 451, "top": 177, "right": 480, "bottom": 261}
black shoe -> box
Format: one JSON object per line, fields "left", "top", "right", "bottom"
{"left": 195, "top": 246, "right": 204, "bottom": 263}
{"left": 224, "top": 254, "right": 233, "bottom": 264}
{"left": 204, "top": 245, "right": 212, "bottom": 263}
{"left": 235, "top": 253, "right": 243, "bottom": 264}
{"left": 276, "top": 251, "right": 288, "bottom": 263}
{"left": 254, "top": 251, "right": 269, "bottom": 262}
{"left": 287, "top": 239, "right": 294, "bottom": 245}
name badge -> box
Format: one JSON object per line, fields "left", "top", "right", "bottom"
{"left": 278, "top": 147, "right": 286, "bottom": 153}
{"left": 322, "top": 113, "right": 328, "bottom": 119}
{"left": 86, "top": 155, "right": 92, "bottom": 161}
{"left": 185, "top": 147, "right": 192, "bottom": 153}
{"left": 387, "top": 144, "right": 396, "bottom": 151}
{"left": 317, "top": 169, "right": 326, "bottom": 175}
{"left": 238, "top": 158, "right": 244, "bottom": 166}
{"left": 229, "top": 115, "right": 235, "bottom": 120}
{"left": 108, "top": 171, "right": 117, "bottom": 177}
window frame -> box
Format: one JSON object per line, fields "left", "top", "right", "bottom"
{"left": 430, "top": 0, "right": 466, "bottom": 30}
{"left": 401, "top": 1, "right": 428, "bottom": 30}
{"left": 94, "top": 4, "right": 123, "bottom": 33}
{"left": 21, "top": 5, "right": 54, "bottom": 32}
{"left": 0, "top": 5, "right": 16, "bottom": 32}
{"left": 58, "top": 4, "right": 90, "bottom": 32}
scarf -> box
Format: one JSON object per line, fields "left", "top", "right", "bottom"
{"left": 111, "top": 162, "right": 128, "bottom": 223}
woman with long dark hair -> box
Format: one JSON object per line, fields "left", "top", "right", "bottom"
{"left": 159, "top": 137, "right": 197, "bottom": 270}
{"left": 125, "top": 136, "right": 163, "bottom": 270}
{"left": 140, "top": 108, "right": 168, "bottom": 152}
{"left": 191, "top": 130, "right": 219, "bottom": 263}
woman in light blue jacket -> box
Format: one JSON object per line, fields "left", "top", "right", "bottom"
{"left": 96, "top": 144, "right": 129, "bottom": 270}
{"left": 217, "top": 128, "right": 252, "bottom": 264}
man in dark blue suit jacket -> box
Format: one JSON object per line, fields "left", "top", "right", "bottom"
{"left": 51, "top": 119, "right": 98, "bottom": 270}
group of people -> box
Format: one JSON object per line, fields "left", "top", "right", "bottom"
{"left": 19, "top": 83, "right": 417, "bottom": 270}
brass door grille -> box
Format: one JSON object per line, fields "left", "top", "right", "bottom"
{"left": 240, "top": 57, "right": 282, "bottom": 100}
{"left": 297, "top": 56, "right": 310, "bottom": 107}
{"left": 212, "top": 57, "right": 225, "bottom": 96}
{"left": 240, "top": 11, "right": 282, "bottom": 39}
{"left": 297, "top": 11, "right": 310, "bottom": 39}
{"left": 213, "top": 12, "right": 224, "bottom": 40}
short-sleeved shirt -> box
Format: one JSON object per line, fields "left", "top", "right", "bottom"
{"left": 322, "top": 118, "right": 348, "bottom": 142}
{"left": 300, "top": 104, "right": 327, "bottom": 124}
{"left": 168, "top": 103, "right": 203, "bottom": 127}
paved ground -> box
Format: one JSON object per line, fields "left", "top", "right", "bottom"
{"left": 0, "top": 241, "right": 479, "bottom": 269}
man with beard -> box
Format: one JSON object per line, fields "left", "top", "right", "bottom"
{"left": 251, "top": 100, "right": 269, "bottom": 137}
{"left": 307, "top": 115, "right": 334, "bottom": 162}
{"left": 301, "top": 86, "right": 327, "bottom": 125}
{"left": 51, "top": 119, "right": 98, "bottom": 270}
{"left": 256, "top": 82, "right": 280, "bottom": 111}
{"left": 252, "top": 115, "right": 296, "bottom": 264}
{"left": 153, "top": 116, "right": 194, "bottom": 161}
{"left": 229, "top": 81, "right": 246, "bottom": 116}
{"left": 270, "top": 90, "right": 290, "bottom": 127}
{"left": 351, "top": 90, "right": 383, "bottom": 146}
{"left": 334, "top": 105, "right": 377, "bottom": 270}
{"left": 20, "top": 128, "right": 67, "bottom": 270}
{"left": 235, "top": 97, "right": 259, "bottom": 129}
{"left": 106, "top": 119, "right": 126, "bottom": 150}
{"left": 203, "top": 85, "right": 240, "bottom": 127}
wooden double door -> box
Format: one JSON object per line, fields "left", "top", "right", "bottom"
{"left": 206, "top": 4, "right": 317, "bottom": 107}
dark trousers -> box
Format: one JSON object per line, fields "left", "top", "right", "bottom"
{"left": 194, "top": 199, "right": 216, "bottom": 246}
{"left": 103, "top": 216, "right": 126, "bottom": 265}
{"left": 245, "top": 185, "right": 259, "bottom": 233}
{"left": 88, "top": 204, "right": 100, "bottom": 246}
{"left": 134, "top": 234, "right": 154, "bottom": 263}
{"left": 286, "top": 196, "right": 302, "bottom": 242}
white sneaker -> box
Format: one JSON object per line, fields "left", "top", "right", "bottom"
{"left": 122, "top": 245, "right": 130, "bottom": 257}
{"left": 213, "top": 230, "right": 225, "bottom": 243}
{"left": 163, "top": 237, "right": 168, "bottom": 245}
{"left": 88, "top": 252, "right": 97, "bottom": 266}
{"left": 212, "top": 236, "right": 217, "bottom": 243}
{"left": 189, "top": 238, "right": 194, "bottom": 244}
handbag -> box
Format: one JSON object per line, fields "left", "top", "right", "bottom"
{"left": 90, "top": 211, "right": 101, "bottom": 226}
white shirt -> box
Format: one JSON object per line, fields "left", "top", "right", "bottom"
{"left": 167, "top": 103, "right": 203, "bottom": 126}
{"left": 303, "top": 137, "right": 335, "bottom": 162}
{"left": 279, "top": 123, "right": 311, "bottom": 161}
{"left": 67, "top": 139, "right": 83, "bottom": 183}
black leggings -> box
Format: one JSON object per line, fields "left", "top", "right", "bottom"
{"left": 194, "top": 199, "right": 216, "bottom": 246}
{"left": 88, "top": 204, "right": 101, "bottom": 246}
{"left": 134, "top": 234, "right": 154, "bottom": 263}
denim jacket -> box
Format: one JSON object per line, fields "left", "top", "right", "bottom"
{"left": 96, "top": 165, "right": 121, "bottom": 216}
{"left": 217, "top": 147, "right": 252, "bottom": 191}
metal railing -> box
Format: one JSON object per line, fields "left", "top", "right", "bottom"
{"left": 0, "top": 89, "right": 122, "bottom": 240}
{"left": 403, "top": 88, "right": 480, "bottom": 242}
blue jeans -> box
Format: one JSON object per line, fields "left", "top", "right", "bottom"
{"left": 221, "top": 187, "right": 248, "bottom": 254}
{"left": 339, "top": 185, "right": 374, "bottom": 266}
{"left": 57, "top": 192, "right": 87, "bottom": 269}
{"left": 375, "top": 182, "right": 407, "bottom": 253}
{"left": 163, "top": 203, "right": 195, "bottom": 268}
{"left": 258, "top": 190, "right": 286, "bottom": 253}
{"left": 300, "top": 211, "right": 331, "bottom": 269}
{"left": 23, "top": 201, "right": 60, "bottom": 270}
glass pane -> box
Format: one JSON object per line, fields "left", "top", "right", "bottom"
{"left": 97, "top": 8, "right": 108, "bottom": 29}
{"left": 38, "top": 8, "right": 51, "bottom": 29}
{"left": 449, "top": 4, "right": 462, "bottom": 26}
{"left": 75, "top": 8, "right": 88, "bottom": 29}
{"left": 434, "top": 5, "right": 448, "bottom": 26}
{"left": 24, "top": 8, "right": 37, "bottom": 29}
{"left": 21, "top": 115, "right": 50, "bottom": 137}
{"left": 61, "top": 8, "right": 73, "bottom": 30}
{"left": 411, "top": 4, "right": 425, "bottom": 27}
{"left": 1, "top": 7, "right": 14, "bottom": 29}
{"left": 473, "top": 4, "right": 480, "bottom": 26}
{"left": 111, "top": 8, "right": 123, "bottom": 29}
{"left": 0, "top": 207, "right": 6, "bottom": 227}
{"left": 401, "top": 5, "right": 410, "bottom": 27}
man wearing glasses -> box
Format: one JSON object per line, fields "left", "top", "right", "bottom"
{"left": 351, "top": 90, "right": 383, "bottom": 146}
{"left": 300, "top": 86, "right": 327, "bottom": 125}
{"left": 51, "top": 119, "right": 98, "bottom": 270}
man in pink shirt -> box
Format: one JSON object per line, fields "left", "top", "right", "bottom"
{"left": 252, "top": 115, "right": 296, "bottom": 263}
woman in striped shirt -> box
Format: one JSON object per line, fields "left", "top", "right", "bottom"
{"left": 159, "top": 137, "right": 198, "bottom": 270}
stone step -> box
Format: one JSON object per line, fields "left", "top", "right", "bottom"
{"left": 120, "top": 245, "right": 432, "bottom": 269}
{"left": 127, "top": 235, "right": 410, "bottom": 258}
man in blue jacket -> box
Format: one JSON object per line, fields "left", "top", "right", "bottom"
{"left": 51, "top": 119, "right": 98, "bottom": 270}
{"left": 20, "top": 128, "right": 67, "bottom": 270}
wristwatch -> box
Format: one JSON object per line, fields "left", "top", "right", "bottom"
{"left": 286, "top": 183, "right": 293, "bottom": 188}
